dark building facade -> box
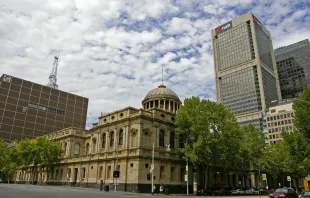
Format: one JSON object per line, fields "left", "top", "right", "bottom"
{"left": 212, "top": 11, "right": 281, "bottom": 130}
{"left": 0, "top": 74, "right": 88, "bottom": 142}
{"left": 275, "top": 39, "right": 310, "bottom": 99}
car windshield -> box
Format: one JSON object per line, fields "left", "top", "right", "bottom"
{"left": 275, "top": 189, "right": 288, "bottom": 193}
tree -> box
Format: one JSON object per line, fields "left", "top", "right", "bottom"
{"left": 282, "top": 131, "right": 310, "bottom": 182}
{"left": 175, "top": 97, "right": 244, "bottom": 187}
{"left": 0, "top": 139, "right": 8, "bottom": 173}
{"left": 293, "top": 86, "right": 310, "bottom": 139}
{"left": 240, "top": 125, "right": 266, "bottom": 170}
{"left": 261, "top": 141, "right": 294, "bottom": 183}
{"left": 2, "top": 147, "right": 20, "bottom": 183}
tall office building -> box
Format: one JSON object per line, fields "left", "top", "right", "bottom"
{"left": 212, "top": 11, "right": 281, "bottom": 130}
{"left": 275, "top": 39, "right": 310, "bottom": 99}
{"left": 0, "top": 74, "right": 88, "bottom": 142}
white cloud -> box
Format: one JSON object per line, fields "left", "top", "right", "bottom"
{"left": 0, "top": 0, "right": 309, "bottom": 128}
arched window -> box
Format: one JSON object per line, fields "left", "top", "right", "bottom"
{"left": 102, "top": 133, "right": 106, "bottom": 148}
{"left": 119, "top": 129, "right": 124, "bottom": 145}
{"left": 170, "top": 132, "right": 175, "bottom": 148}
{"left": 159, "top": 130, "right": 165, "bottom": 147}
{"left": 110, "top": 131, "right": 115, "bottom": 147}
{"left": 85, "top": 143, "right": 90, "bottom": 155}
{"left": 179, "top": 134, "right": 184, "bottom": 148}
{"left": 92, "top": 139, "right": 96, "bottom": 152}
{"left": 74, "top": 143, "right": 80, "bottom": 155}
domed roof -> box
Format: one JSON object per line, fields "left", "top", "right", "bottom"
{"left": 143, "top": 85, "right": 181, "bottom": 102}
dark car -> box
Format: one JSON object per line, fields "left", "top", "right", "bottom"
{"left": 301, "top": 192, "right": 310, "bottom": 198}
{"left": 270, "top": 188, "right": 298, "bottom": 198}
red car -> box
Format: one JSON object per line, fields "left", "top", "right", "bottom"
{"left": 270, "top": 188, "right": 298, "bottom": 198}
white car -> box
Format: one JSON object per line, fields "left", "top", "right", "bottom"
{"left": 231, "top": 189, "right": 245, "bottom": 195}
{"left": 245, "top": 189, "right": 259, "bottom": 195}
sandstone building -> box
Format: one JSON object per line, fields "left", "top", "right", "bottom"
{"left": 15, "top": 85, "right": 265, "bottom": 192}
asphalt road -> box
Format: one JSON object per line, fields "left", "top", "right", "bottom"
{"left": 0, "top": 184, "right": 269, "bottom": 198}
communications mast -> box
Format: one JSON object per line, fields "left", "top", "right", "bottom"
{"left": 47, "top": 55, "right": 59, "bottom": 89}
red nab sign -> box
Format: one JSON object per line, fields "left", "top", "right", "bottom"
{"left": 215, "top": 21, "right": 232, "bottom": 34}
{"left": 253, "top": 14, "right": 262, "bottom": 27}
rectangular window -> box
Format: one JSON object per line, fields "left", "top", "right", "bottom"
{"left": 287, "top": 113, "right": 291, "bottom": 118}
{"left": 82, "top": 168, "right": 86, "bottom": 179}
{"left": 160, "top": 166, "right": 165, "bottom": 180}
{"left": 107, "top": 166, "right": 111, "bottom": 179}
{"left": 180, "top": 168, "right": 185, "bottom": 182}
{"left": 99, "top": 166, "right": 103, "bottom": 178}
{"left": 170, "top": 167, "right": 175, "bottom": 182}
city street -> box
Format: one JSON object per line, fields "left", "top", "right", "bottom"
{"left": 0, "top": 184, "right": 269, "bottom": 198}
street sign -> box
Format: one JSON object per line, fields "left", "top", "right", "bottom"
{"left": 262, "top": 174, "right": 267, "bottom": 181}
{"left": 185, "top": 175, "right": 188, "bottom": 182}
{"left": 151, "top": 164, "right": 154, "bottom": 170}
{"left": 186, "top": 165, "right": 188, "bottom": 171}
{"left": 287, "top": 176, "right": 291, "bottom": 181}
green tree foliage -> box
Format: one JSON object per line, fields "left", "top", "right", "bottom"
{"left": 0, "top": 139, "right": 8, "bottom": 175}
{"left": 2, "top": 147, "right": 20, "bottom": 183}
{"left": 175, "top": 97, "right": 244, "bottom": 173}
{"left": 0, "top": 137, "right": 62, "bottom": 183}
{"left": 293, "top": 86, "right": 310, "bottom": 139}
{"left": 240, "top": 125, "right": 266, "bottom": 171}
{"left": 261, "top": 141, "right": 294, "bottom": 178}
{"left": 282, "top": 131, "right": 310, "bottom": 178}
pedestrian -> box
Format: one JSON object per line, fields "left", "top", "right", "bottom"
{"left": 152, "top": 185, "right": 156, "bottom": 195}
{"left": 160, "top": 184, "right": 164, "bottom": 194}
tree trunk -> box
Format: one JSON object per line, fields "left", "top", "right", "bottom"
{"left": 204, "top": 165, "right": 210, "bottom": 188}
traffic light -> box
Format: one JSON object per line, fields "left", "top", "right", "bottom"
{"left": 147, "top": 173, "right": 151, "bottom": 180}
{"left": 113, "top": 170, "right": 120, "bottom": 178}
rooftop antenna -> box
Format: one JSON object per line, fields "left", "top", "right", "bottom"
{"left": 47, "top": 52, "right": 60, "bottom": 89}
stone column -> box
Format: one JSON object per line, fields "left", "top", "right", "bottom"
{"left": 168, "top": 100, "right": 171, "bottom": 112}
{"left": 251, "top": 172, "right": 256, "bottom": 188}
{"left": 164, "top": 100, "right": 166, "bottom": 110}
{"left": 158, "top": 100, "right": 160, "bottom": 109}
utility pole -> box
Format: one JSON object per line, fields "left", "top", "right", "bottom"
{"left": 114, "top": 132, "right": 119, "bottom": 192}
{"left": 151, "top": 143, "right": 155, "bottom": 195}
{"left": 186, "top": 160, "right": 189, "bottom": 195}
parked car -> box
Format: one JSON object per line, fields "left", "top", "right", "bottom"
{"left": 258, "top": 188, "right": 268, "bottom": 195}
{"left": 301, "top": 192, "right": 310, "bottom": 198}
{"left": 245, "top": 189, "right": 259, "bottom": 195}
{"left": 270, "top": 188, "right": 298, "bottom": 198}
{"left": 231, "top": 189, "right": 245, "bottom": 195}
{"left": 215, "top": 188, "right": 232, "bottom": 196}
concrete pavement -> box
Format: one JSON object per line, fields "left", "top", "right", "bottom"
{"left": 0, "top": 184, "right": 269, "bottom": 198}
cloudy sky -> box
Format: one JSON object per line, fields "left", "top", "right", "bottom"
{"left": 0, "top": 0, "right": 309, "bottom": 128}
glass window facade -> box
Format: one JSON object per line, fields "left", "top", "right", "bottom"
{"left": 261, "top": 67, "right": 279, "bottom": 108}
{"left": 275, "top": 39, "right": 310, "bottom": 99}
{"left": 0, "top": 74, "right": 88, "bottom": 142}
{"left": 216, "top": 21, "right": 255, "bottom": 71}
{"left": 255, "top": 24, "right": 274, "bottom": 72}
{"left": 219, "top": 67, "right": 261, "bottom": 116}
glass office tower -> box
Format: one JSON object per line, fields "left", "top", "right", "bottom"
{"left": 212, "top": 11, "right": 281, "bottom": 130}
{"left": 275, "top": 39, "right": 310, "bottom": 99}
{"left": 0, "top": 74, "right": 88, "bottom": 142}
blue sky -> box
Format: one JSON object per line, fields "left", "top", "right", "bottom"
{"left": 0, "top": 0, "right": 309, "bottom": 128}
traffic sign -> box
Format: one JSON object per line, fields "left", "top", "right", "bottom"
{"left": 262, "top": 174, "right": 267, "bottom": 181}
{"left": 287, "top": 176, "right": 291, "bottom": 181}
{"left": 185, "top": 175, "right": 188, "bottom": 182}
{"left": 151, "top": 164, "right": 154, "bottom": 170}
